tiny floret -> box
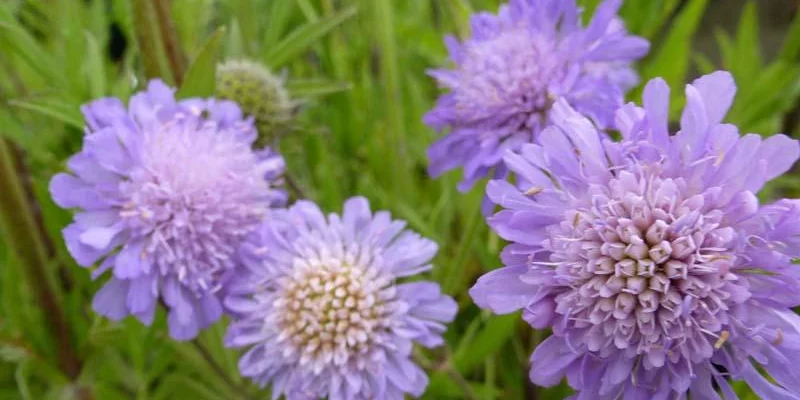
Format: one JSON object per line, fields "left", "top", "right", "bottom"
{"left": 470, "top": 71, "right": 800, "bottom": 398}
{"left": 50, "top": 80, "right": 286, "bottom": 340}
{"left": 425, "top": 0, "right": 648, "bottom": 191}
{"left": 225, "top": 197, "right": 457, "bottom": 399}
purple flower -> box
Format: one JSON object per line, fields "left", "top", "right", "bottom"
{"left": 470, "top": 71, "right": 800, "bottom": 398}
{"left": 225, "top": 197, "right": 457, "bottom": 399}
{"left": 50, "top": 80, "right": 286, "bottom": 340}
{"left": 425, "top": 0, "right": 649, "bottom": 191}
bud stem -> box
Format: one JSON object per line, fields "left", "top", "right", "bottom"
{"left": 132, "top": 0, "right": 168, "bottom": 81}
{"left": 0, "top": 139, "right": 82, "bottom": 380}
{"left": 152, "top": 0, "right": 186, "bottom": 85}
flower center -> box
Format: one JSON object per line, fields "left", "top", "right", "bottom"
{"left": 547, "top": 171, "right": 748, "bottom": 368}
{"left": 274, "top": 259, "right": 395, "bottom": 374}
{"left": 459, "top": 29, "right": 562, "bottom": 116}
{"left": 119, "top": 115, "right": 269, "bottom": 291}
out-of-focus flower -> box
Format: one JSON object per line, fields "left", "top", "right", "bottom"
{"left": 470, "top": 71, "right": 800, "bottom": 398}
{"left": 50, "top": 80, "right": 286, "bottom": 340}
{"left": 425, "top": 0, "right": 648, "bottom": 191}
{"left": 216, "top": 60, "right": 298, "bottom": 145}
{"left": 225, "top": 197, "right": 457, "bottom": 399}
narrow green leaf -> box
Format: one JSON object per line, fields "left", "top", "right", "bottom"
{"left": 733, "top": 1, "right": 761, "bottom": 80}
{"left": 224, "top": 18, "right": 244, "bottom": 59}
{"left": 450, "top": 316, "right": 483, "bottom": 365}
{"left": 8, "top": 99, "right": 83, "bottom": 130}
{"left": 729, "top": 62, "right": 800, "bottom": 133}
{"left": 263, "top": 0, "right": 297, "bottom": 48}
{"left": 84, "top": 31, "right": 107, "bottom": 99}
{"left": 623, "top": 0, "right": 681, "bottom": 39}
{"left": 732, "top": 381, "right": 762, "bottom": 400}
{"left": 172, "top": 0, "right": 213, "bottom": 55}
{"left": 15, "top": 361, "right": 33, "bottom": 400}
{"left": 264, "top": 6, "right": 357, "bottom": 68}
{"left": 132, "top": 0, "right": 172, "bottom": 82}
{"left": 779, "top": 10, "right": 800, "bottom": 62}
{"left": 638, "top": 0, "right": 709, "bottom": 114}
{"left": 177, "top": 27, "right": 226, "bottom": 98}
{"left": 0, "top": 21, "right": 60, "bottom": 82}
{"left": 372, "top": 0, "right": 411, "bottom": 198}
{"left": 453, "top": 314, "right": 518, "bottom": 374}
{"left": 286, "top": 78, "right": 352, "bottom": 98}
{"left": 715, "top": 29, "right": 736, "bottom": 70}
{"left": 693, "top": 53, "right": 716, "bottom": 75}
{"left": 152, "top": 375, "right": 229, "bottom": 400}
{"left": 293, "top": 0, "right": 319, "bottom": 22}
{"left": 58, "top": 0, "right": 88, "bottom": 95}
{"left": 424, "top": 372, "right": 502, "bottom": 399}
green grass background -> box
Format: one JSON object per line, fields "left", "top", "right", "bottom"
{"left": 1, "top": 0, "right": 799, "bottom": 398}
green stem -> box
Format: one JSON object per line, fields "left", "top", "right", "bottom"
{"left": 0, "top": 139, "right": 82, "bottom": 379}
{"left": 526, "top": 329, "right": 545, "bottom": 400}
{"left": 285, "top": 174, "right": 307, "bottom": 200}
{"left": 414, "top": 348, "right": 478, "bottom": 400}
{"left": 442, "top": 201, "right": 482, "bottom": 294}
{"left": 158, "top": 297, "right": 248, "bottom": 397}
{"left": 440, "top": 361, "right": 477, "bottom": 400}
{"left": 190, "top": 340, "right": 253, "bottom": 400}
{"left": 152, "top": 0, "right": 186, "bottom": 85}
{"left": 132, "top": 0, "right": 170, "bottom": 81}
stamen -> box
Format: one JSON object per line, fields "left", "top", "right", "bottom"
{"left": 772, "top": 328, "right": 784, "bottom": 346}
{"left": 713, "top": 331, "right": 730, "bottom": 349}
{"left": 525, "top": 186, "right": 544, "bottom": 196}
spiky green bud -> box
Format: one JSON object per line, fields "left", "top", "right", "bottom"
{"left": 216, "top": 60, "right": 297, "bottom": 145}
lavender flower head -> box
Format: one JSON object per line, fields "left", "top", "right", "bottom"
{"left": 225, "top": 197, "right": 457, "bottom": 399}
{"left": 50, "top": 80, "right": 286, "bottom": 340}
{"left": 470, "top": 71, "right": 800, "bottom": 398}
{"left": 425, "top": 0, "right": 649, "bottom": 191}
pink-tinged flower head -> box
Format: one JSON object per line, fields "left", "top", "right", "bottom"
{"left": 50, "top": 80, "right": 286, "bottom": 340}
{"left": 470, "top": 71, "right": 800, "bottom": 398}
{"left": 225, "top": 197, "right": 457, "bottom": 399}
{"left": 426, "top": 0, "right": 649, "bottom": 191}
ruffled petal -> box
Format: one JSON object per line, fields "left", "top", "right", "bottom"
{"left": 470, "top": 265, "right": 535, "bottom": 313}
{"left": 529, "top": 335, "right": 582, "bottom": 387}
{"left": 92, "top": 278, "right": 131, "bottom": 320}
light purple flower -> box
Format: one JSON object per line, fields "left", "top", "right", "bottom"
{"left": 470, "top": 71, "right": 800, "bottom": 398}
{"left": 225, "top": 197, "right": 457, "bottom": 399}
{"left": 425, "top": 0, "right": 649, "bottom": 191}
{"left": 50, "top": 80, "right": 286, "bottom": 340}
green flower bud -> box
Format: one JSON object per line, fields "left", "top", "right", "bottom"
{"left": 216, "top": 60, "right": 297, "bottom": 145}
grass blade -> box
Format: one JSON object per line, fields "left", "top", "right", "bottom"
{"left": 178, "top": 27, "right": 226, "bottom": 98}
{"left": 264, "top": 6, "right": 357, "bottom": 68}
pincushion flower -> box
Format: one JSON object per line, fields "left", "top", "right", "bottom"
{"left": 470, "top": 71, "right": 800, "bottom": 398}
{"left": 425, "top": 0, "right": 649, "bottom": 191}
{"left": 50, "top": 80, "right": 286, "bottom": 340}
{"left": 225, "top": 197, "right": 457, "bottom": 399}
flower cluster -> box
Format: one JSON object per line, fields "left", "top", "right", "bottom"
{"left": 426, "top": 0, "right": 648, "bottom": 191}
{"left": 470, "top": 72, "right": 800, "bottom": 398}
{"left": 50, "top": 80, "right": 286, "bottom": 340}
{"left": 225, "top": 197, "right": 457, "bottom": 399}
{"left": 53, "top": 73, "right": 455, "bottom": 398}
{"left": 47, "top": 0, "right": 800, "bottom": 398}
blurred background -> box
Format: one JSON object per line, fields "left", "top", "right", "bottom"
{"left": 1, "top": 0, "right": 799, "bottom": 399}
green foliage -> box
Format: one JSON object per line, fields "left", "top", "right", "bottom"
{"left": 178, "top": 27, "right": 226, "bottom": 98}
{"left": 263, "top": 6, "right": 357, "bottom": 68}
{"left": 634, "top": 0, "right": 709, "bottom": 115}
{"left": 711, "top": 1, "right": 800, "bottom": 136}
{"left": 0, "top": 0, "right": 799, "bottom": 399}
